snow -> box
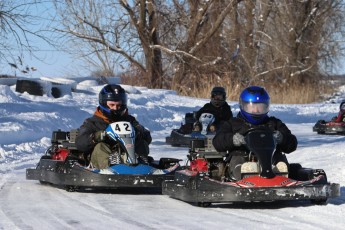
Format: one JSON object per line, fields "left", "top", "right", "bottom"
{"left": 0, "top": 80, "right": 344, "bottom": 229}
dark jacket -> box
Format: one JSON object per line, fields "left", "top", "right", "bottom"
{"left": 213, "top": 113, "right": 297, "bottom": 154}
{"left": 195, "top": 102, "right": 233, "bottom": 126}
{"left": 75, "top": 107, "right": 151, "bottom": 155}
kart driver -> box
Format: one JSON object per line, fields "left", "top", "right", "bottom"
{"left": 194, "top": 86, "right": 233, "bottom": 132}
{"left": 333, "top": 101, "right": 345, "bottom": 122}
{"left": 340, "top": 102, "right": 345, "bottom": 122}
{"left": 75, "top": 84, "right": 152, "bottom": 169}
{"left": 212, "top": 86, "right": 298, "bottom": 181}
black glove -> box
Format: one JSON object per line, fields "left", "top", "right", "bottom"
{"left": 233, "top": 133, "right": 246, "bottom": 146}
{"left": 134, "top": 123, "right": 144, "bottom": 137}
{"left": 93, "top": 130, "right": 106, "bottom": 143}
{"left": 133, "top": 121, "right": 152, "bottom": 144}
{"left": 193, "top": 121, "right": 201, "bottom": 131}
{"left": 273, "top": 131, "right": 283, "bottom": 144}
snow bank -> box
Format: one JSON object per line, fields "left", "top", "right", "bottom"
{"left": 40, "top": 77, "right": 77, "bottom": 88}
{"left": 0, "top": 85, "right": 27, "bottom": 103}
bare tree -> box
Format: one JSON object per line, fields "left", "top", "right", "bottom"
{"left": 236, "top": 0, "right": 345, "bottom": 85}
{"left": 120, "top": 0, "right": 163, "bottom": 88}
{"left": 53, "top": 0, "right": 242, "bottom": 90}
{"left": 53, "top": 0, "right": 164, "bottom": 88}
{"left": 0, "top": 0, "right": 50, "bottom": 74}
{"left": 151, "top": 0, "right": 242, "bottom": 93}
{"left": 151, "top": 0, "right": 345, "bottom": 99}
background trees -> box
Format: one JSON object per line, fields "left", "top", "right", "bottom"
{"left": 1, "top": 0, "right": 345, "bottom": 103}
{"left": 51, "top": 0, "right": 345, "bottom": 102}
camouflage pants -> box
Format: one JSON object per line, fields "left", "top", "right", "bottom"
{"left": 90, "top": 140, "right": 150, "bottom": 169}
{"left": 90, "top": 142, "right": 112, "bottom": 169}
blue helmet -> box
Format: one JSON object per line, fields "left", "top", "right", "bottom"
{"left": 239, "top": 86, "right": 270, "bottom": 125}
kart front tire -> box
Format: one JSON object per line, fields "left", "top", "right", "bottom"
{"left": 197, "top": 202, "right": 211, "bottom": 207}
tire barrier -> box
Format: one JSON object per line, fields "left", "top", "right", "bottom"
{"left": 15, "top": 79, "right": 44, "bottom": 96}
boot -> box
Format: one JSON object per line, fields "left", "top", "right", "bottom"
{"left": 138, "top": 155, "right": 149, "bottom": 164}
{"left": 109, "top": 152, "right": 121, "bottom": 165}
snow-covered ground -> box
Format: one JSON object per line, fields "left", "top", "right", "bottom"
{"left": 0, "top": 81, "right": 344, "bottom": 229}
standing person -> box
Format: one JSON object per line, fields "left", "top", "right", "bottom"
{"left": 75, "top": 84, "right": 152, "bottom": 170}
{"left": 194, "top": 86, "right": 233, "bottom": 131}
{"left": 212, "top": 86, "right": 297, "bottom": 181}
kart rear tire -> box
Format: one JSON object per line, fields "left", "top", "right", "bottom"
{"left": 65, "top": 185, "right": 79, "bottom": 192}
{"left": 51, "top": 87, "right": 61, "bottom": 98}
{"left": 39, "top": 181, "right": 50, "bottom": 185}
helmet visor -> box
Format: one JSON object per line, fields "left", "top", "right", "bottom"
{"left": 341, "top": 103, "right": 345, "bottom": 110}
{"left": 241, "top": 102, "right": 269, "bottom": 115}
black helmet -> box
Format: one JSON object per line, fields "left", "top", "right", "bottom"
{"left": 99, "top": 84, "right": 128, "bottom": 119}
{"left": 211, "top": 87, "right": 226, "bottom": 107}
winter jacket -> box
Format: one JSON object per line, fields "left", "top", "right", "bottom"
{"left": 212, "top": 113, "right": 297, "bottom": 154}
{"left": 195, "top": 102, "right": 233, "bottom": 126}
{"left": 75, "top": 107, "right": 152, "bottom": 155}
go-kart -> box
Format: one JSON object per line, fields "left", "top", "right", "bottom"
{"left": 313, "top": 119, "right": 345, "bottom": 135}
{"left": 313, "top": 101, "right": 345, "bottom": 135}
{"left": 166, "top": 112, "right": 216, "bottom": 147}
{"left": 26, "top": 121, "right": 180, "bottom": 192}
{"left": 162, "top": 127, "right": 340, "bottom": 206}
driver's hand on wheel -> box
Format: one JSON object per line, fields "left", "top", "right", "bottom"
{"left": 273, "top": 131, "right": 284, "bottom": 144}
{"left": 233, "top": 133, "right": 246, "bottom": 146}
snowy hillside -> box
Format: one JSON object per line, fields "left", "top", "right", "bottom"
{"left": 0, "top": 81, "right": 344, "bottom": 229}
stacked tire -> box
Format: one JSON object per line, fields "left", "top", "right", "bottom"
{"left": 15, "top": 79, "right": 44, "bottom": 96}
{"left": 15, "top": 79, "right": 70, "bottom": 98}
